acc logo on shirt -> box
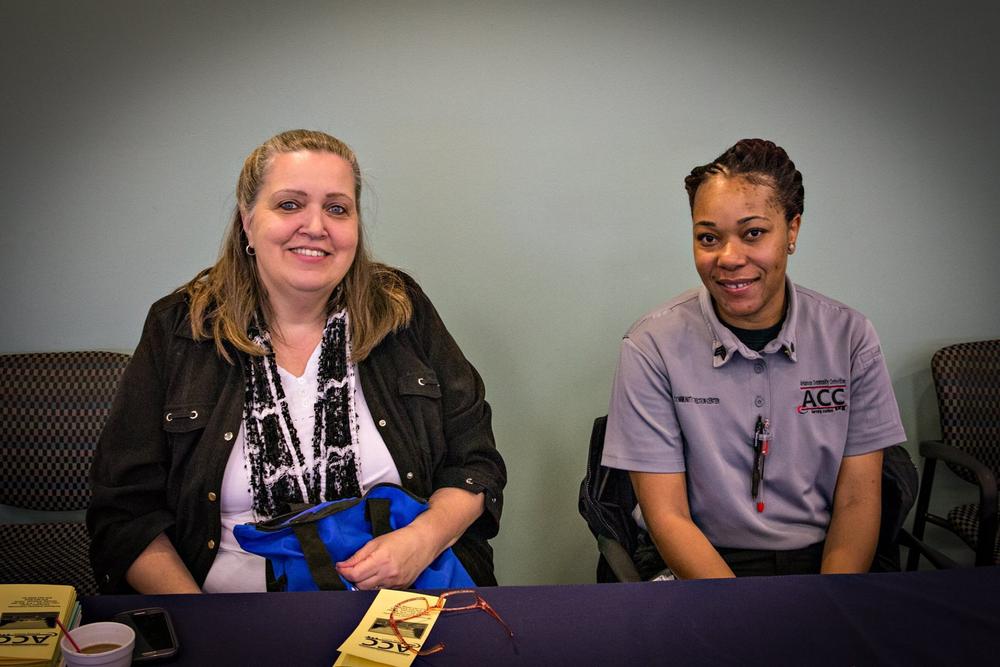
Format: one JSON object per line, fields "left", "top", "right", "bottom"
{"left": 797, "top": 379, "right": 847, "bottom": 414}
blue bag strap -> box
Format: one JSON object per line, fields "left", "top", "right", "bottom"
{"left": 283, "top": 496, "right": 394, "bottom": 591}
{"left": 265, "top": 559, "right": 287, "bottom": 592}
{"left": 365, "top": 497, "right": 393, "bottom": 538}
{"left": 292, "top": 523, "right": 348, "bottom": 591}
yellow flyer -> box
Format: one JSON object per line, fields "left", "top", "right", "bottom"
{"left": 0, "top": 584, "right": 77, "bottom": 666}
{"left": 335, "top": 589, "right": 443, "bottom": 667}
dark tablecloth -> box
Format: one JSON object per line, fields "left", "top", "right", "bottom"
{"left": 81, "top": 567, "right": 1000, "bottom": 666}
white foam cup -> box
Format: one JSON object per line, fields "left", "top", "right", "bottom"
{"left": 60, "top": 621, "right": 135, "bottom": 667}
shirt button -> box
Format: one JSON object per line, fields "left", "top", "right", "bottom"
{"left": 405, "top": 471, "right": 414, "bottom": 480}
{"left": 207, "top": 539, "right": 216, "bottom": 550}
{"left": 754, "top": 396, "right": 765, "bottom": 407}
{"left": 208, "top": 491, "right": 217, "bottom": 502}
{"left": 378, "top": 419, "right": 387, "bottom": 427}
{"left": 754, "top": 362, "right": 765, "bottom": 374}
{"left": 224, "top": 431, "right": 234, "bottom": 441}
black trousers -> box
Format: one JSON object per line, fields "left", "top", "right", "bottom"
{"left": 716, "top": 541, "right": 825, "bottom": 577}
{"left": 632, "top": 533, "right": 825, "bottom": 579}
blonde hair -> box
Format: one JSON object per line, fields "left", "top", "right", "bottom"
{"left": 184, "top": 129, "right": 411, "bottom": 362}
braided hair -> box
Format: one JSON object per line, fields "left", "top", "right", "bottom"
{"left": 684, "top": 139, "right": 804, "bottom": 222}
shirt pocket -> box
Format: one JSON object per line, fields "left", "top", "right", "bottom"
{"left": 395, "top": 370, "right": 441, "bottom": 466}
{"left": 160, "top": 402, "right": 216, "bottom": 495}
{"left": 397, "top": 371, "right": 441, "bottom": 399}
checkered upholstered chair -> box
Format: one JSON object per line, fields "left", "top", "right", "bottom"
{"left": 907, "top": 340, "right": 1000, "bottom": 569}
{"left": 0, "top": 351, "right": 130, "bottom": 595}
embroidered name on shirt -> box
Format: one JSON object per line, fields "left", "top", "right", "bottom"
{"left": 797, "top": 378, "right": 847, "bottom": 414}
{"left": 675, "top": 396, "right": 721, "bottom": 405}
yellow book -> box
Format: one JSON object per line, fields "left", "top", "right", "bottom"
{"left": 0, "top": 584, "right": 77, "bottom": 667}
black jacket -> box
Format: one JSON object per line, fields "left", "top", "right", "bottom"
{"left": 88, "top": 274, "right": 505, "bottom": 592}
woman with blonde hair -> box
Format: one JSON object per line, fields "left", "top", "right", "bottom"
{"left": 89, "top": 130, "right": 505, "bottom": 593}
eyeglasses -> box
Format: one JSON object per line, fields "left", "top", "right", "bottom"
{"left": 751, "top": 415, "right": 771, "bottom": 513}
{"left": 388, "top": 589, "right": 514, "bottom": 656}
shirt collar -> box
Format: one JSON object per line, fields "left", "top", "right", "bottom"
{"left": 698, "top": 275, "right": 799, "bottom": 368}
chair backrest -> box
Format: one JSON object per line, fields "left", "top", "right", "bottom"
{"left": 930, "top": 339, "right": 1000, "bottom": 483}
{"left": 0, "top": 351, "right": 130, "bottom": 511}
{"left": 578, "top": 416, "right": 640, "bottom": 556}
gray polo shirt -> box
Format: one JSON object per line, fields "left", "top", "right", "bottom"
{"left": 603, "top": 278, "right": 906, "bottom": 550}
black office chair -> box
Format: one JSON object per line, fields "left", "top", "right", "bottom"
{"left": 578, "top": 416, "right": 650, "bottom": 582}
{"left": 906, "top": 340, "right": 1000, "bottom": 570}
{"left": 580, "top": 415, "right": 918, "bottom": 581}
{"left": 0, "top": 351, "right": 130, "bottom": 595}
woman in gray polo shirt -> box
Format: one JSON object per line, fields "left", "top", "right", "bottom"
{"left": 602, "top": 139, "right": 906, "bottom": 578}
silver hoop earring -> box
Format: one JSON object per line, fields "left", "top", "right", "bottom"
{"left": 245, "top": 244, "right": 256, "bottom": 256}
{"left": 787, "top": 242, "right": 796, "bottom": 254}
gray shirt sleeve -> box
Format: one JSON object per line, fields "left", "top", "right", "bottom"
{"left": 602, "top": 336, "right": 687, "bottom": 473}
{"left": 844, "top": 319, "right": 907, "bottom": 456}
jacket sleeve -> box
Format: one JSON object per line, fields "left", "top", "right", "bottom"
{"left": 87, "top": 301, "right": 178, "bottom": 593}
{"left": 408, "top": 280, "right": 507, "bottom": 539}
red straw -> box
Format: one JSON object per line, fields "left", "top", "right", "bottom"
{"left": 54, "top": 616, "right": 82, "bottom": 652}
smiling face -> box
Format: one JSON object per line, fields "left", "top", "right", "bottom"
{"left": 242, "top": 150, "right": 359, "bottom": 314}
{"left": 692, "top": 174, "right": 800, "bottom": 329}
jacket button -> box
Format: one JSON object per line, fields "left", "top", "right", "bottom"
{"left": 465, "top": 478, "right": 474, "bottom": 485}
{"left": 224, "top": 431, "right": 234, "bottom": 441}
{"left": 754, "top": 396, "right": 765, "bottom": 407}
{"left": 208, "top": 492, "right": 217, "bottom": 502}
{"left": 405, "top": 471, "right": 414, "bottom": 480}
{"left": 378, "top": 419, "right": 387, "bottom": 427}
{"left": 207, "top": 539, "right": 216, "bottom": 550}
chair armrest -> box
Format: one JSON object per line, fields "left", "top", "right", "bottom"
{"left": 897, "top": 528, "right": 959, "bottom": 569}
{"left": 920, "top": 440, "right": 998, "bottom": 566}
{"left": 597, "top": 534, "right": 642, "bottom": 583}
{"left": 919, "top": 440, "right": 997, "bottom": 504}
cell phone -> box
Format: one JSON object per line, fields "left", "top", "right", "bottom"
{"left": 113, "top": 607, "right": 180, "bottom": 662}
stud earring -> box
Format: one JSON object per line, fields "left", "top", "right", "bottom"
{"left": 787, "top": 242, "right": 796, "bottom": 254}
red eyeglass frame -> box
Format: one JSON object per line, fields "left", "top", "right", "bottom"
{"left": 387, "top": 589, "right": 514, "bottom": 656}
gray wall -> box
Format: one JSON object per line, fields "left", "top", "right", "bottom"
{"left": 2, "top": 0, "right": 997, "bottom": 583}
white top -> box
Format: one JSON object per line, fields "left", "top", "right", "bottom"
{"left": 202, "top": 343, "right": 400, "bottom": 593}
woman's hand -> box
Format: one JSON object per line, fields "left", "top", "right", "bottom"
{"left": 335, "top": 525, "right": 436, "bottom": 589}
{"left": 335, "top": 486, "right": 485, "bottom": 589}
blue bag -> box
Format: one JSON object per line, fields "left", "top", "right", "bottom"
{"left": 233, "top": 483, "right": 475, "bottom": 591}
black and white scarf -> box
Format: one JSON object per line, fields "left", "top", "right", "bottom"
{"left": 243, "top": 310, "right": 361, "bottom": 517}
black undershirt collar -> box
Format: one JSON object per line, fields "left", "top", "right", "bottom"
{"left": 724, "top": 318, "right": 785, "bottom": 352}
